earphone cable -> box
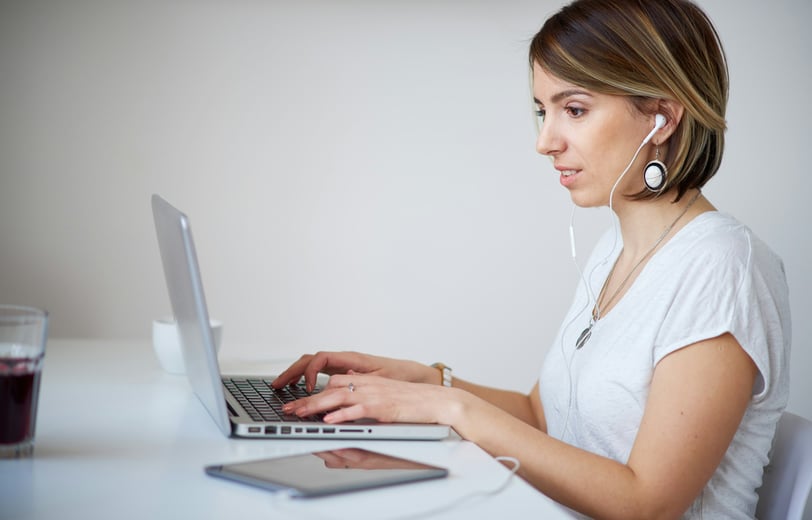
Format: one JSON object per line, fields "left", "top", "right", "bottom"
{"left": 559, "top": 132, "right": 651, "bottom": 440}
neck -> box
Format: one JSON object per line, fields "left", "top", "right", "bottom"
{"left": 613, "top": 189, "right": 708, "bottom": 258}
{"left": 591, "top": 189, "right": 707, "bottom": 322}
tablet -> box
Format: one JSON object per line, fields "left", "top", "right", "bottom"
{"left": 205, "top": 448, "right": 448, "bottom": 498}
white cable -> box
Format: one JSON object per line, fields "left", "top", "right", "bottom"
{"left": 559, "top": 133, "right": 650, "bottom": 441}
{"left": 606, "top": 126, "right": 655, "bottom": 262}
{"left": 560, "top": 205, "right": 596, "bottom": 441}
{"left": 383, "top": 455, "right": 522, "bottom": 520}
{"left": 568, "top": 204, "right": 600, "bottom": 306}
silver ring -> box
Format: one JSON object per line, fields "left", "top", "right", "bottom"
{"left": 348, "top": 382, "right": 355, "bottom": 392}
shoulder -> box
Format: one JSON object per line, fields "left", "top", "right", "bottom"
{"left": 677, "top": 211, "right": 749, "bottom": 255}
{"left": 651, "top": 212, "right": 790, "bottom": 400}
{"left": 669, "top": 211, "right": 785, "bottom": 280}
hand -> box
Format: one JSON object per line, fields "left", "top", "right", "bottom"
{"left": 281, "top": 373, "right": 461, "bottom": 425}
{"left": 271, "top": 351, "right": 435, "bottom": 393}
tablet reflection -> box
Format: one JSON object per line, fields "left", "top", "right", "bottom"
{"left": 314, "top": 448, "right": 434, "bottom": 471}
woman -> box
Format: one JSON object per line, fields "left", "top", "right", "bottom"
{"left": 272, "top": 0, "right": 791, "bottom": 518}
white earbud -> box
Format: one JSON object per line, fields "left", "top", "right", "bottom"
{"left": 654, "top": 113, "right": 666, "bottom": 130}
{"left": 641, "top": 114, "right": 667, "bottom": 145}
{"left": 643, "top": 114, "right": 668, "bottom": 191}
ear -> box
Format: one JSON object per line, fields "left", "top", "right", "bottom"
{"left": 653, "top": 100, "right": 685, "bottom": 145}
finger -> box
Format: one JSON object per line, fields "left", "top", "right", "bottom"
{"left": 302, "top": 353, "right": 369, "bottom": 392}
{"left": 284, "top": 385, "right": 356, "bottom": 417}
{"left": 271, "top": 354, "right": 314, "bottom": 388}
{"left": 301, "top": 353, "right": 336, "bottom": 392}
{"left": 323, "top": 403, "right": 368, "bottom": 424}
{"left": 274, "top": 352, "right": 337, "bottom": 392}
{"left": 324, "top": 373, "right": 357, "bottom": 389}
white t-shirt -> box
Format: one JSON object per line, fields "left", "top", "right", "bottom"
{"left": 539, "top": 211, "right": 791, "bottom": 519}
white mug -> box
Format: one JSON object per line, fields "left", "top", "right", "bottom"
{"left": 152, "top": 318, "right": 223, "bottom": 374}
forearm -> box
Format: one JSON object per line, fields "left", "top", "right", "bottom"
{"left": 448, "top": 391, "right": 671, "bottom": 520}
{"left": 416, "top": 364, "right": 540, "bottom": 427}
{"left": 443, "top": 336, "right": 755, "bottom": 520}
{"left": 451, "top": 377, "right": 540, "bottom": 427}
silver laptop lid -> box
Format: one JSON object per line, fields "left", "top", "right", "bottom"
{"left": 151, "top": 194, "right": 232, "bottom": 436}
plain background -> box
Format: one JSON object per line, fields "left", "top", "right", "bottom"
{"left": 1, "top": 0, "right": 809, "bottom": 421}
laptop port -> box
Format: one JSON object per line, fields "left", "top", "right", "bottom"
{"left": 306, "top": 427, "right": 319, "bottom": 434}
{"left": 322, "top": 427, "right": 335, "bottom": 434}
{"left": 281, "top": 426, "right": 291, "bottom": 434}
{"left": 265, "top": 426, "right": 277, "bottom": 434}
{"left": 248, "top": 427, "right": 261, "bottom": 433}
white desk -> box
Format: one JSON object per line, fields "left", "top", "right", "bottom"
{"left": 0, "top": 339, "right": 574, "bottom": 520}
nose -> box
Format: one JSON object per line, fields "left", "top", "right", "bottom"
{"left": 535, "top": 118, "right": 563, "bottom": 157}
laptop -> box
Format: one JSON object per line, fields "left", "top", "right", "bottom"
{"left": 151, "top": 194, "right": 450, "bottom": 440}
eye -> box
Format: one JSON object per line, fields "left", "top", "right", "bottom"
{"left": 535, "top": 109, "right": 546, "bottom": 122}
{"left": 566, "top": 106, "right": 586, "bottom": 118}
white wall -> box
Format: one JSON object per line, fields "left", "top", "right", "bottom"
{"left": 1, "top": 0, "right": 809, "bottom": 420}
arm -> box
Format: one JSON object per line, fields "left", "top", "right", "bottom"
{"left": 285, "top": 333, "right": 755, "bottom": 519}
{"left": 453, "top": 333, "right": 757, "bottom": 520}
{"left": 273, "top": 351, "right": 544, "bottom": 428}
{"left": 450, "top": 377, "right": 545, "bottom": 430}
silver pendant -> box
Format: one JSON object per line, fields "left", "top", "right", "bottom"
{"left": 575, "top": 322, "right": 593, "bottom": 350}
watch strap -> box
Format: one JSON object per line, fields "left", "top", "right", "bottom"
{"left": 431, "top": 362, "right": 453, "bottom": 387}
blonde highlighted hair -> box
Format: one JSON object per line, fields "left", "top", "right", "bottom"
{"left": 530, "top": 0, "right": 728, "bottom": 200}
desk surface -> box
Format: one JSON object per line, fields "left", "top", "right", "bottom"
{"left": 1, "top": 339, "right": 574, "bottom": 520}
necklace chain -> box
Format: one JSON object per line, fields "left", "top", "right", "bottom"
{"left": 575, "top": 190, "right": 702, "bottom": 350}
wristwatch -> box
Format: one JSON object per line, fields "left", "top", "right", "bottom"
{"left": 431, "top": 363, "right": 453, "bottom": 387}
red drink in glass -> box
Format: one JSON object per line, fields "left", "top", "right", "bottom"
{"left": 0, "top": 306, "right": 48, "bottom": 458}
{"left": 0, "top": 352, "right": 43, "bottom": 447}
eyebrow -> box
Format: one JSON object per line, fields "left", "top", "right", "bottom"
{"left": 534, "top": 89, "right": 593, "bottom": 106}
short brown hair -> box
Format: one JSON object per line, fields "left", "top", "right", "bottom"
{"left": 529, "top": 0, "right": 728, "bottom": 200}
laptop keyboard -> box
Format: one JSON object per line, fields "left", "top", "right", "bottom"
{"left": 223, "top": 378, "right": 323, "bottom": 423}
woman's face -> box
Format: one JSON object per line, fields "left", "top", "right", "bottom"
{"left": 532, "top": 62, "right": 656, "bottom": 208}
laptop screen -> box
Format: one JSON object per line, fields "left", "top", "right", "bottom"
{"left": 152, "top": 194, "right": 232, "bottom": 436}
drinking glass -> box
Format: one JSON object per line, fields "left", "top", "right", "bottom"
{"left": 0, "top": 305, "right": 48, "bottom": 458}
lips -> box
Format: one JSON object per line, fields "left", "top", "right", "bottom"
{"left": 556, "top": 167, "right": 580, "bottom": 188}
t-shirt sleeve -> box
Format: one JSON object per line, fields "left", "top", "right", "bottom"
{"left": 652, "top": 230, "right": 789, "bottom": 400}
